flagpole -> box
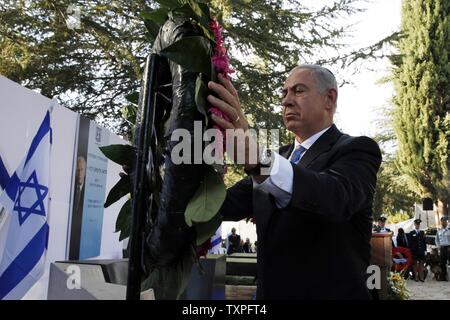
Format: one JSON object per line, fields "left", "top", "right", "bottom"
{"left": 126, "top": 54, "right": 159, "bottom": 300}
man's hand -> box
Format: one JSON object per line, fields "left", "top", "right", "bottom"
{"left": 208, "top": 74, "right": 261, "bottom": 173}
{"left": 207, "top": 73, "right": 248, "bottom": 131}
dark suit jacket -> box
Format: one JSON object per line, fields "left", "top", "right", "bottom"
{"left": 408, "top": 230, "right": 426, "bottom": 257}
{"left": 219, "top": 125, "right": 382, "bottom": 299}
{"left": 396, "top": 234, "right": 409, "bottom": 248}
{"left": 227, "top": 233, "right": 241, "bottom": 254}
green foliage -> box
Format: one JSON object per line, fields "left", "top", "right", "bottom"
{"left": 195, "top": 74, "right": 210, "bottom": 125}
{"left": 387, "top": 271, "right": 409, "bottom": 300}
{"left": 391, "top": 0, "right": 450, "bottom": 216}
{"left": 371, "top": 113, "right": 418, "bottom": 220}
{"left": 141, "top": 245, "right": 196, "bottom": 299}
{"left": 116, "top": 198, "right": 132, "bottom": 241}
{"left": 141, "top": 8, "right": 170, "bottom": 26}
{"left": 160, "top": 36, "right": 212, "bottom": 76}
{"left": 184, "top": 165, "right": 226, "bottom": 227}
{"left": 99, "top": 144, "right": 135, "bottom": 167}
{"left": 225, "top": 275, "right": 257, "bottom": 286}
{"left": 0, "top": 0, "right": 389, "bottom": 140}
{"left": 99, "top": 144, "right": 134, "bottom": 242}
{"left": 223, "top": 162, "right": 245, "bottom": 188}
{"left": 104, "top": 175, "right": 131, "bottom": 208}
{"left": 0, "top": 0, "right": 150, "bottom": 134}
{"left": 193, "top": 212, "right": 222, "bottom": 245}
{"left": 386, "top": 211, "right": 413, "bottom": 225}
{"left": 372, "top": 148, "right": 418, "bottom": 219}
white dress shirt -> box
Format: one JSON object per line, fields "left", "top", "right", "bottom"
{"left": 253, "top": 126, "right": 331, "bottom": 208}
{"left": 436, "top": 226, "right": 450, "bottom": 247}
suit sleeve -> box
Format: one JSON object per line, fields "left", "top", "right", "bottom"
{"left": 289, "top": 136, "right": 382, "bottom": 222}
{"left": 219, "top": 177, "right": 253, "bottom": 221}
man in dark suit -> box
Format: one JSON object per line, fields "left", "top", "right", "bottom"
{"left": 208, "top": 65, "right": 382, "bottom": 299}
{"left": 69, "top": 155, "right": 87, "bottom": 259}
{"left": 409, "top": 219, "right": 427, "bottom": 281}
{"left": 227, "top": 227, "right": 241, "bottom": 255}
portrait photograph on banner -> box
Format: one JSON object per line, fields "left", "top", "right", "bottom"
{"left": 0, "top": 0, "right": 449, "bottom": 310}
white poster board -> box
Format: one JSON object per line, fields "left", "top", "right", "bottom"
{"left": 0, "top": 76, "right": 128, "bottom": 299}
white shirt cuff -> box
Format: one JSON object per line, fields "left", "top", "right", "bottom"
{"left": 253, "top": 152, "right": 293, "bottom": 208}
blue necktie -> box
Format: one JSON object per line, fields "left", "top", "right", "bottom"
{"left": 290, "top": 145, "right": 307, "bottom": 164}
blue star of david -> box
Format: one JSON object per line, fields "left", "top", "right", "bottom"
{"left": 13, "top": 170, "right": 48, "bottom": 225}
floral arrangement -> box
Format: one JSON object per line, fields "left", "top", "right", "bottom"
{"left": 100, "top": 0, "right": 234, "bottom": 299}
{"left": 387, "top": 271, "right": 410, "bottom": 300}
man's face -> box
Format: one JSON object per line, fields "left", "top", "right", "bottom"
{"left": 378, "top": 221, "right": 385, "bottom": 228}
{"left": 281, "top": 68, "right": 335, "bottom": 139}
{"left": 76, "top": 158, "right": 86, "bottom": 186}
{"left": 441, "top": 219, "right": 448, "bottom": 228}
{"left": 414, "top": 222, "right": 420, "bottom": 229}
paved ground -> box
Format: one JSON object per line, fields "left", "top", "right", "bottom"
{"left": 406, "top": 269, "right": 450, "bottom": 300}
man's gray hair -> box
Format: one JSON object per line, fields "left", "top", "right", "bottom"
{"left": 290, "top": 64, "right": 337, "bottom": 94}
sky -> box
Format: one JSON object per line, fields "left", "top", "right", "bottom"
{"left": 331, "top": 0, "right": 402, "bottom": 137}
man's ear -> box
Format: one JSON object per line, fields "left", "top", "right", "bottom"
{"left": 325, "top": 89, "right": 337, "bottom": 111}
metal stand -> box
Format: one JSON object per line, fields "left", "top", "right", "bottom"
{"left": 126, "top": 54, "right": 159, "bottom": 300}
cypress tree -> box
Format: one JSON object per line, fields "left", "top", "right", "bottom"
{"left": 392, "top": 0, "right": 450, "bottom": 218}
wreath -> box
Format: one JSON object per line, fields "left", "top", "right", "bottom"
{"left": 392, "top": 246, "right": 413, "bottom": 273}
{"left": 99, "top": 0, "right": 233, "bottom": 299}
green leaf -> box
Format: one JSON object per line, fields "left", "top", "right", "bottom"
{"left": 160, "top": 36, "right": 211, "bottom": 77}
{"left": 121, "top": 105, "right": 137, "bottom": 125}
{"left": 195, "top": 75, "right": 208, "bottom": 125}
{"left": 194, "top": 212, "right": 222, "bottom": 245}
{"left": 125, "top": 91, "right": 139, "bottom": 105}
{"left": 171, "top": 3, "right": 215, "bottom": 42}
{"left": 116, "top": 199, "right": 132, "bottom": 241}
{"left": 184, "top": 165, "right": 226, "bottom": 227}
{"left": 143, "top": 19, "right": 161, "bottom": 42}
{"left": 119, "top": 228, "right": 130, "bottom": 242}
{"left": 99, "top": 144, "right": 135, "bottom": 167}
{"left": 197, "top": 2, "right": 210, "bottom": 18}
{"left": 140, "top": 8, "right": 169, "bottom": 26}
{"left": 140, "top": 247, "right": 195, "bottom": 300}
{"left": 104, "top": 175, "right": 131, "bottom": 208}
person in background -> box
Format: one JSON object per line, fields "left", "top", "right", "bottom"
{"left": 373, "top": 216, "right": 395, "bottom": 248}
{"left": 243, "top": 238, "right": 253, "bottom": 253}
{"left": 435, "top": 216, "right": 450, "bottom": 281}
{"left": 396, "top": 228, "right": 409, "bottom": 248}
{"left": 227, "top": 227, "right": 241, "bottom": 255}
{"left": 409, "top": 219, "right": 427, "bottom": 282}
{"left": 373, "top": 216, "right": 391, "bottom": 233}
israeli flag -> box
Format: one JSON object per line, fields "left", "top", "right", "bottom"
{"left": 0, "top": 154, "right": 9, "bottom": 192}
{"left": 208, "top": 226, "right": 223, "bottom": 254}
{"left": 0, "top": 147, "right": 11, "bottom": 251}
{"left": 0, "top": 111, "right": 52, "bottom": 300}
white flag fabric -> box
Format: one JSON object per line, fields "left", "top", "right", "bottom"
{"left": 208, "top": 226, "right": 224, "bottom": 254}
{"left": 0, "top": 110, "right": 51, "bottom": 300}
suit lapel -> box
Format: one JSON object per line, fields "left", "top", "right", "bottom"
{"left": 255, "top": 125, "right": 343, "bottom": 240}
{"left": 279, "top": 143, "right": 294, "bottom": 159}
{"left": 298, "top": 124, "right": 343, "bottom": 167}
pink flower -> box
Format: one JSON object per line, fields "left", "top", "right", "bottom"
{"left": 209, "top": 19, "right": 235, "bottom": 78}
{"left": 208, "top": 19, "right": 234, "bottom": 160}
